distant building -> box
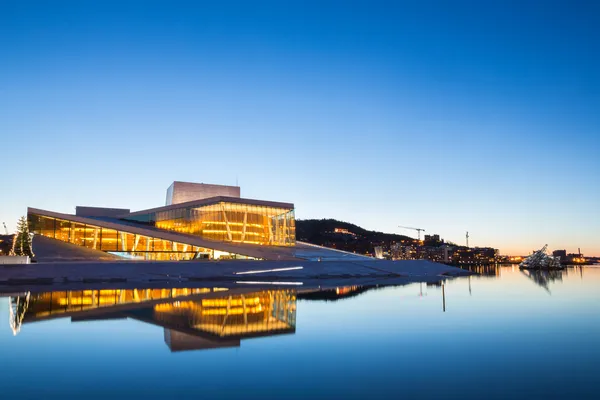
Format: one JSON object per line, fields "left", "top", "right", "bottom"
{"left": 419, "top": 246, "right": 445, "bottom": 263}
{"left": 552, "top": 250, "right": 567, "bottom": 259}
{"left": 394, "top": 245, "right": 418, "bottom": 260}
{"left": 442, "top": 245, "right": 452, "bottom": 263}
{"left": 331, "top": 228, "right": 358, "bottom": 239}
{"left": 334, "top": 228, "right": 353, "bottom": 235}
{"left": 452, "top": 246, "right": 498, "bottom": 265}
{"left": 388, "top": 240, "right": 498, "bottom": 265}
{"left": 424, "top": 234, "right": 440, "bottom": 242}
{"left": 565, "top": 252, "right": 586, "bottom": 264}
{"left": 423, "top": 234, "right": 444, "bottom": 247}
{"left": 390, "top": 243, "right": 402, "bottom": 259}
{"left": 374, "top": 246, "right": 384, "bottom": 259}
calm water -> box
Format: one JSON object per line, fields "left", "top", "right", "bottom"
{"left": 1, "top": 265, "right": 599, "bottom": 399}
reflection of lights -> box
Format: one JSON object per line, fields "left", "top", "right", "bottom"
{"left": 200, "top": 221, "right": 266, "bottom": 228}
{"left": 202, "top": 306, "right": 264, "bottom": 315}
{"left": 335, "top": 286, "right": 359, "bottom": 295}
{"left": 236, "top": 281, "right": 303, "bottom": 285}
{"left": 201, "top": 230, "right": 261, "bottom": 236}
{"left": 202, "top": 297, "right": 261, "bottom": 307}
{"left": 234, "top": 266, "right": 303, "bottom": 275}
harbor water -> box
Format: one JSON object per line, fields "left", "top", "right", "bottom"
{"left": 0, "top": 265, "right": 599, "bottom": 399}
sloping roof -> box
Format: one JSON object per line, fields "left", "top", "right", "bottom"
{"left": 122, "top": 196, "right": 294, "bottom": 218}
{"left": 33, "top": 235, "right": 122, "bottom": 262}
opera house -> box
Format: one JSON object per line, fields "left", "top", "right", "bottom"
{"left": 27, "top": 181, "right": 364, "bottom": 262}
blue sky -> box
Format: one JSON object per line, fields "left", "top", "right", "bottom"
{"left": 1, "top": 0, "right": 598, "bottom": 255}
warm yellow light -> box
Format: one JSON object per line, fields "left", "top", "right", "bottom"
{"left": 202, "top": 297, "right": 260, "bottom": 307}
{"left": 58, "top": 298, "right": 93, "bottom": 306}
{"left": 201, "top": 221, "right": 265, "bottom": 228}
{"left": 201, "top": 305, "right": 263, "bottom": 315}
{"left": 201, "top": 230, "right": 261, "bottom": 236}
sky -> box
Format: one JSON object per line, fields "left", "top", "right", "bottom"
{"left": 0, "top": 0, "right": 598, "bottom": 256}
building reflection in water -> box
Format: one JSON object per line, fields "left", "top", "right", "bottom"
{"left": 9, "top": 287, "right": 297, "bottom": 352}
{"left": 9, "top": 281, "right": 453, "bottom": 347}
{"left": 459, "top": 264, "right": 570, "bottom": 294}
{"left": 459, "top": 264, "right": 502, "bottom": 277}
{"left": 520, "top": 269, "right": 565, "bottom": 294}
{"left": 297, "top": 282, "right": 448, "bottom": 311}
{"left": 297, "top": 285, "right": 369, "bottom": 301}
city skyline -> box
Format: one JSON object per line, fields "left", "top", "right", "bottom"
{"left": 1, "top": 1, "right": 598, "bottom": 256}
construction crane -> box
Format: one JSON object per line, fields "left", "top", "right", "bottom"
{"left": 398, "top": 225, "right": 425, "bottom": 240}
{"left": 2, "top": 222, "right": 8, "bottom": 235}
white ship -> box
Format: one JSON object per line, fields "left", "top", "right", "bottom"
{"left": 519, "top": 245, "right": 563, "bottom": 270}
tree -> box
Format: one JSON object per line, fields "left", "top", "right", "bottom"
{"left": 12, "top": 216, "right": 35, "bottom": 258}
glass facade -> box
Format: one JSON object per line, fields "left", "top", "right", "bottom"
{"left": 130, "top": 201, "right": 295, "bottom": 246}
{"left": 28, "top": 213, "right": 257, "bottom": 261}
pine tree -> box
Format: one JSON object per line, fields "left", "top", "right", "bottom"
{"left": 12, "top": 216, "right": 35, "bottom": 258}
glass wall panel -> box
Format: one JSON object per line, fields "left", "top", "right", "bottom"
{"left": 134, "top": 235, "right": 150, "bottom": 252}
{"left": 151, "top": 238, "right": 170, "bottom": 252}
{"left": 28, "top": 214, "right": 40, "bottom": 234}
{"left": 26, "top": 212, "right": 261, "bottom": 261}
{"left": 153, "top": 202, "right": 296, "bottom": 246}
{"left": 118, "top": 232, "right": 135, "bottom": 252}
{"left": 71, "top": 223, "right": 86, "bottom": 246}
{"left": 55, "top": 219, "right": 71, "bottom": 242}
{"left": 84, "top": 225, "right": 101, "bottom": 249}
{"left": 39, "top": 216, "right": 55, "bottom": 238}
{"left": 100, "top": 228, "right": 118, "bottom": 251}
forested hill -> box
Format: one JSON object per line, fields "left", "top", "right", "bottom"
{"left": 295, "top": 219, "right": 414, "bottom": 254}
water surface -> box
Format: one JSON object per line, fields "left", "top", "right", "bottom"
{"left": 1, "top": 266, "right": 599, "bottom": 399}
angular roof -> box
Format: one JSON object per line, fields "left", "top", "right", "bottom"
{"left": 122, "top": 196, "right": 294, "bottom": 218}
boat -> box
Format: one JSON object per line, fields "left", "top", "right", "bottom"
{"left": 519, "top": 245, "right": 564, "bottom": 270}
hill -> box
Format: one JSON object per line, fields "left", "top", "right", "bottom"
{"left": 295, "top": 219, "right": 414, "bottom": 255}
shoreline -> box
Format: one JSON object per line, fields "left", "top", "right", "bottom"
{"left": 0, "top": 259, "right": 472, "bottom": 293}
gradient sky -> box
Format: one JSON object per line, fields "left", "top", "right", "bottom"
{"left": 1, "top": 0, "right": 598, "bottom": 255}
